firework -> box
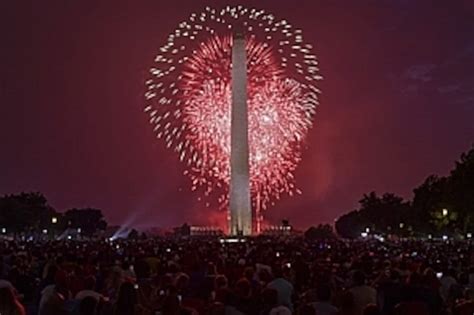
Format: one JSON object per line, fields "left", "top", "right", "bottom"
{"left": 145, "top": 5, "right": 322, "bottom": 217}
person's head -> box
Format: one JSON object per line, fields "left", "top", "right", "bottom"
{"left": 161, "top": 273, "right": 174, "bottom": 288}
{"left": 353, "top": 270, "right": 366, "bottom": 286}
{"left": 174, "top": 273, "right": 190, "bottom": 291}
{"left": 207, "top": 262, "right": 217, "bottom": 275}
{"left": 235, "top": 278, "right": 251, "bottom": 298}
{"left": 44, "top": 264, "right": 58, "bottom": 282}
{"left": 243, "top": 267, "right": 254, "bottom": 280}
{"left": 162, "top": 295, "right": 180, "bottom": 315}
{"left": 79, "top": 296, "right": 98, "bottom": 315}
{"left": 390, "top": 269, "right": 401, "bottom": 282}
{"left": 423, "top": 267, "right": 438, "bottom": 282}
{"left": 215, "top": 275, "right": 228, "bottom": 290}
{"left": 168, "top": 262, "right": 179, "bottom": 274}
{"left": 259, "top": 269, "right": 272, "bottom": 284}
{"left": 298, "top": 304, "right": 316, "bottom": 315}
{"left": 382, "top": 260, "right": 391, "bottom": 270}
{"left": 362, "top": 304, "right": 380, "bottom": 315}
{"left": 315, "top": 283, "right": 331, "bottom": 302}
{"left": 84, "top": 276, "right": 96, "bottom": 291}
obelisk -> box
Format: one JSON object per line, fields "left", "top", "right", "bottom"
{"left": 229, "top": 30, "right": 252, "bottom": 235}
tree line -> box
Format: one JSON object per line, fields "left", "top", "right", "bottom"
{"left": 335, "top": 144, "right": 474, "bottom": 238}
{"left": 0, "top": 192, "right": 107, "bottom": 237}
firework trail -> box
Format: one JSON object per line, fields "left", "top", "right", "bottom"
{"left": 145, "top": 5, "right": 322, "bottom": 219}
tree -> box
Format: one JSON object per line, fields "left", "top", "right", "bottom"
{"left": 335, "top": 211, "right": 364, "bottom": 239}
{"left": 359, "top": 192, "right": 413, "bottom": 233}
{"left": 430, "top": 208, "right": 458, "bottom": 233}
{"left": 413, "top": 175, "right": 448, "bottom": 211}
{"left": 335, "top": 192, "right": 413, "bottom": 238}
{"left": 449, "top": 145, "right": 474, "bottom": 233}
{"left": 128, "top": 229, "right": 139, "bottom": 239}
{"left": 412, "top": 145, "right": 474, "bottom": 234}
{"left": 304, "top": 224, "right": 336, "bottom": 240}
{"left": 0, "top": 192, "right": 58, "bottom": 234}
{"left": 64, "top": 208, "right": 107, "bottom": 237}
{"left": 412, "top": 175, "right": 450, "bottom": 233}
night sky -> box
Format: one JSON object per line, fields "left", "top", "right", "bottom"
{"left": 1, "top": 1, "right": 473, "bottom": 230}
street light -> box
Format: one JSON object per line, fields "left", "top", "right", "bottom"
{"left": 1, "top": 228, "right": 6, "bottom": 234}
{"left": 365, "top": 227, "right": 370, "bottom": 233}
{"left": 51, "top": 217, "right": 58, "bottom": 224}
{"left": 467, "top": 233, "right": 472, "bottom": 239}
{"left": 399, "top": 222, "right": 404, "bottom": 229}
{"left": 42, "top": 229, "right": 48, "bottom": 234}
{"left": 442, "top": 209, "right": 448, "bottom": 217}
{"left": 442, "top": 235, "right": 448, "bottom": 241}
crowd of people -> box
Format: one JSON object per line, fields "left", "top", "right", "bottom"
{"left": 0, "top": 235, "right": 473, "bottom": 315}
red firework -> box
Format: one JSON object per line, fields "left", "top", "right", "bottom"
{"left": 145, "top": 6, "right": 321, "bottom": 218}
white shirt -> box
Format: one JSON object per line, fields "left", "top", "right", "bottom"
{"left": 39, "top": 284, "right": 56, "bottom": 309}
{"left": 267, "top": 278, "right": 294, "bottom": 311}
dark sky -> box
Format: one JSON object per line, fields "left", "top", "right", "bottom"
{"left": 1, "top": 1, "right": 473, "bottom": 230}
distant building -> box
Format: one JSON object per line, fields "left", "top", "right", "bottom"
{"left": 261, "top": 225, "right": 293, "bottom": 236}
{"left": 190, "top": 226, "right": 223, "bottom": 237}
{"left": 261, "top": 219, "right": 294, "bottom": 236}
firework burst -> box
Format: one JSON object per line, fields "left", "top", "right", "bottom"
{"left": 145, "top": 5, "right": 322, "bottom": 217}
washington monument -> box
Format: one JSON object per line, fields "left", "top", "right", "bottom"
{"left": 229, "top": 30, "right": 252, "bottom": 235}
